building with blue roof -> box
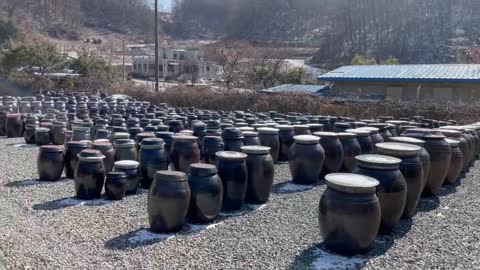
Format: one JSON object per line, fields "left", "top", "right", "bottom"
{"left": 317, "top": 64, "right": 480, "bottom": 101}
{"left": 260, "top": 84, "right": 329, "bottom": 96}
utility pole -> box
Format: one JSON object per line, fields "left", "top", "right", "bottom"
{"left": 154, "top": 0, "right": 159, "bottom": 92}
{"left": 122, "top": 39, "right": 126, "bottom": 89}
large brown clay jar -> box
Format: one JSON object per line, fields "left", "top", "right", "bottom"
{"left": 288, "top": 135, "right": 325, "bottom": 185}
{"left": 314, "top": 132, "right": 343, "bottom": 179}
{"left": 170, "top": 135, "right": 201, "bottom": 173}
{"left": 338, "top": 133, "right": 361, "bottom": 173}
{"left": 444, "top": 138, "right": 463, "bottom": 185}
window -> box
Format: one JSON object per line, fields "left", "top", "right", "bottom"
{"left": 168, "top": 65, "right": 174, "bottom": 72}
{"left": 206, "top": 66, "right": 210, "bottom": 72}
{"left": 143, "top": 64, "right": 147, "bottom": 70}
{"left": 180, "top": 54, "right": 185, "bottom": 60}
{"left": 149, "top": 64, "right": 155, "bottom": 70}
{"left": 173, "top": 53, "right": 177, "bottom": 59}
{"left": 159, "top": 65, "right": 163, "bottom": 72}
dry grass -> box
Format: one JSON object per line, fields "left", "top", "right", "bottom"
{"left": 125, "top": 86, "right": 480, "bottom": 124}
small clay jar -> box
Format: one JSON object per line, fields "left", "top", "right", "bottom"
{"left": 203, "top": 136, "right": 224, "bottom": 164}
{"left": 24, "top": 124, "right": 37, "bottom": 144}
{"left": 91, "top": 141, "right": 115, "bottom": 173}
{"left": 155, "top": 131, "right": 174, "bottom": 156}
{"left": 139, "top": 138, "right": 169, "bottom": 189}
{"left": 74, "top": 149, "right": 106, "bottom": 200}
{"left": 257, "top": 127, "right": 280, "bottom": 163}
{"left": 444, "top": 138, "right": 463, "bottom": 185}
{"left": 242, "top": 131, "right": 261, "bottom": 146}
{"left": 35, "top": 127, "right": 53, "bottom": 146}
{"left": 288, "top": 135, "right": 325, "bottom": 185}
{"left": 38, "top": 145, "right": 64, "bottom": 181}
{"left": 0, "top": 112, "right": 7, "bottom": 136}
{"left": 148, "top": 171, "right": 191, "bottom": 233}
{"left": 170, "top": 135, "right": 201, "bottom": 173}
{"left": 319, "top": 173, "right": 380, "bottom": 256}
{"left": 438, "top": 129, "right": 469, "bottom": 172}
{"left": 222, "top": 127, "right": 244, "bottom": 152}
{"left": 314, "top": 132, "right": 343, "bottom": 179}
{"left": 216, "top": 151, "right": 248, "bottom": 211}
{"left": 358, "top": 127, "right": 384, "bottom": 152}
{"left": 71, "top": 126, "right": 90, "bottom": 141}
{"left": 277, "top": 125, "right": 295, "bottom": 162}
{"left": 293, "top": 125, "right": 312, "bottom": 135}
{"left": 114, "top": 160, "right": 140, "bottom": 195}
{"left": 105, "top": 172, "right": 127, "bottom": 200}
{"left": 64, "top": 141, "right": 90, "bottom": 179}
{"left": 337, "top": 133, "right": 361, "bottom": 173}
{"left": 6, "top": 114, "right": 23, "bottom": 138}
{"left": 94, "top": 129, "right": 111, "bottom": 141}
{"left": 114, "top": 139, "right": 138, "bottom": 161}
{"left": 346, "top": 129, "right": 374, "bottom": 154}
{"left": 422, "top": 135, "right": 451, "bottom": 195}
{"left": 50, "top": 121, "right": 67, "bottom": 145}
{"left": 352, "top": 154, "right": 407, "bottom": 234}
{"left": 376, "top": 142, "right": 423, "bottom": 219}
{"left": 241, "top": 146, "right": 275, "bottom": 204}
{"left": 187, "top": 164, "right": 223, "bottom": 223}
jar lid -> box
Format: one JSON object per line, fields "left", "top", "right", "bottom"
{"left": 92, "top": 140, "right": 113, "bottom": 149}
{"left": 154, "top": 170, "right": 187, "bottom": 181}
{"left": 242, "top": 131, "right": 258, "bottom": 137}
{"left": 358, "top": 127, "right": 379, "bottom": 134}
{"left": 67, "top": 140, "right": 90, "bottom": 148}
{"left": 136, "top": 132, "right": 155, "bottom": 140}
{"left": 189, "top": 163, "right": 218, "bottom": 176}
{"left": 325, "top": 173, "right": 379, "bottom": 194}
{"left": 36, "top": 127, "right": 50, "bottom": 133}
{"left": 334, "top": 122, "right": 351, "bottom": 128}
{"left": 337, "top": 132, "right": 356, "bottom": 139}
{"left": 313, "top": 132, "right": 337, "bottom": 138}
{"left": 112, "top": 132, "right": 130, "bottom": 140}
{"left": 216, "top": 151, "right": 247, "bottom": 160}
{"left": 72, "top": 126, "right": 90, "bottom": 132}
{"left": 114, "top": 139, "right": 136, "bottom": 147}
{"left": 222, "top": 127, "right": 243, "bottom": 139}
{"left": 172, "top": 135, "right": 198, "bottom": 142}
{"left": 346, "top": 129, "right": 371, "bottom": 136}
{"left": 241, "top": 145, "right": 271, "bottom": 155}
{"left": 257, "top": 127, "right": 279, "bottom": 135}
{"left": 356, "top": 154, "right": 401, "bottom": 169}
{"left": 293, "top": 135, "right": 320, "bottom": 144}
{"left": 293, "top": 125, "right": 309, "bottom": 130}
{"left": 155, "top": 131, "right": 174, "bottom": 138}
{"left": 52, "top": 121, "right": 66, "bottom": 128}
{"left": 40, "top": 145, "right": 64, "bottom": 152}
{"left": 445, "top": 138, "right": 460, "bottom": 147}
{"left": 178, "top": 130, "right": 194, "bottom": 135}
{"left": 388, "top": 136, "right": 425, "bottom": 146}
{"left": 114, "top": 160, "right": 140, "bottom": 169}
{"left": 238, "top": 127, "right": 255, "bottom": 132}
{"left": 141, "top": 138, "right": 165, "bottom": 149}
{"left": 376, "top": 142, "right": 421, "bottom": 157}
{"left": 436, "top": 129, "right": 462, "bottom": 137}
{"left": 276, "top": 125, "right": 294, "bottom": 131}
{"left": 78, "top": 149, "right": 105, "bottom": 161}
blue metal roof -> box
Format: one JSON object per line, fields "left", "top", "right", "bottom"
{"left": 261, "top": 84, "right": 329, "bottom": 94}
{"left": 317, "top": 64, "right": 480, "bottom": 83}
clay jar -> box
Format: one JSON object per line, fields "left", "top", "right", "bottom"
{"left": 288, "top": 135, "right": 325, "bottom": 185}
{"left": 139, "top": 138, "right": 169, "bottom": 189}
{"left": 114, "top": 160, "right": 140, "bottom": 195}
{"left": 91, "top": 141, "right": 115, "bottom": 173}
{"left": 293, "top": 125, "right": 312, "bottom": 135}
{"left": 38, "top": 145, "right": 64, "bottom": 181}
{"left": 74, "top": 149, "right": 106, "bottom": 200}
{"left": 155, "top": 131, "right": 174, "bottom": 156}
{"left": 438, "top": 129, "right": 469, "bottom": 172}
{"left": 114, "top": 139, "right": 138, "bottom": 161}
{"left": 242, "top": 131, "right": 261, "bottom": 146}
{"left": 319, "top": 173, "right": 380, "bottom": 255}
{"left": 50, "top": 121, "right": 67, "bottom": 145}
{"left": 376, "top": 142, "right": 423, "bottom": 219}
{"left": 346, "top": 129, "right": 374, "bottom": 154}
{"left": 35, "top": 127, "right": 52, "bottom": 146}
{"left": 170, "top": 135, "right": 201, "bottom": 173}
{"left": 314, "top": 132, "right": 344, "bottom": 179}
{"left": 241, "top": 146, "right": 275, "bottom": 204}
{"left": 358, "top": 127, "right": 384, "bottom": 152}
{"left": 337, "top": 133, "right": 361, "bottom": 173}
{"left": 148, "top": 170, "right": 191, "bottom": 233}
{"left": 187, "top": 163, "right": 223, "bottom": 223}
{"left": 277, "top": 125, "right": 295, "bottom": 162}
{"left": 203, "top": 136, "right": 224, "bottom": 165}
{"left": 353, "top": 154, "right": 407, "bottom": 234}
{"left": 422, "top": 135, "right": 451, "bottom": 195}
{"left": 216, "top": 151, "right": 248, "bottom": 211}
{"left": 221, "top": 127, "right": 244, "bottom": 152}
{"left": 257, "top": 127, "right": 280, "bottom": 163}
{"left": 389, "top": 136, "right": 430, "bottom": 189}
{"left": 6, "top": 114, "right": 23, "bottom": 138}
{"left": 0, "top": 112, "right": 7, "bottom": 136}
{"left": 105, "top": 172, "right": 127, "bottom": 200}
{"left": 71, "top": 126, "right": 90, "bottom": 141}
{"left": 444, "top": 138, "right": 463, "bottom": 185}
{"left": 64, "top": 141, "right": 90, "bottom": 179}
{"left": 24, "top": 124, "right": 37, "bottom": 144}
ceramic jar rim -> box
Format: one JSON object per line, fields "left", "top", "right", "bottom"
{"left": 445, "top": 138, "right": 460, "bottom": 147}
{"left": 114, "top": 160, "right": 140, "bottom": 169}
{"left": 325, "top": 173, "right": 379, "bottom": 194}
{"left": 376, "top": 142, "right": 421, "bottom": 157}
{"left": 257, "top": 127, "right": 279, "bottom": 135}
{"left": 346, "top": 129, "right": 370, "bottom": 136}
{"left": 241, "top": 145, "right": 271, "bottom": 155}
{"left": 356, "top": 154, "right": 401, "bottom": 170}
{"left": 293, "top": 135, "right": 320, "bottom": 144}
{"left": 389, "top": 136, "right": 425, "bottom": 145}
{"left": 216, "top": 151, "right": 247, "bottom": 160}
{"left": 154, "top": 170, "right": 187, "bottom": 181}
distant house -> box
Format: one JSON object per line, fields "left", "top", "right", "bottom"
{"left": 317, "top": 64, "right": 480, "bottom": 102}
{"left": 261, "top": 84, "right": 329, "bottom": 96}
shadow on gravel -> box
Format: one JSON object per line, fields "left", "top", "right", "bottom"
{"left": 5, "top": 177, "right": 70, "bottom": 188}
{"left": 32, "top": 196, "right": 113, "bottom": 211}
{"left": 416, "top": 196, "right": 440, "bottom": 212}
{"left": 272, "top": 181, "right": 315, "bottom": 194}
{"left": 437, "top": 180, "right": 462, "bottom": 197}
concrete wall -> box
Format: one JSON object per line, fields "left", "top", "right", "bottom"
{"left": 331, "top": 81, "right": 480, "bottom": 101}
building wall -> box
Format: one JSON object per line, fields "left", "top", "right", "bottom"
{"left": 331, "top": 81, "right": 480, "bottom": 101}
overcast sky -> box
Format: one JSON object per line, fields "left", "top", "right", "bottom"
{"left": 147, "top": 0, "right": 173, "bottom": 12}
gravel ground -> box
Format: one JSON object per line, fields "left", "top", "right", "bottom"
{"left": 1, "top": 137, "right": 480, "bottom": 269}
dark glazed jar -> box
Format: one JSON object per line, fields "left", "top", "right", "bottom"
{"left": 37, "top": 145, "right": 64, "bottom": 181}
{"left": 376, "top": 142, "right": 423, "bottom": 219}
{"left": 242, "top": 131, "right": 261, "bottom": 146}
{"left": 114, "top": 160, "right": 140, "bottom": 195}
{"left": 358, "top": 127, "right": 384, "bottom": 152}
{"left": 64, "top": 141, "right": 90, "bottom": 179}
{"left": 91, "top": 141, "right": 115, "bottom": 173}
{"left": 203, "top": 136, "right": 224, "bottom": 165}
{"left": 35, "top": 127, "right": 52, "bottom": 146}
{"left": 139, "top": 138, "right": 169, "bottom": 189}
{"left": 114, "top": 139, "right": 138, "bottom": 161}
{"left": 241, "top": 146, "right": 275, "bottom": 204}
{"left": 257, "top": 127, "right": 280, "bottom": 163}
{"left": 187, "top": 164, "right": 223, "bottom": 223}
{"left": 444, "top": 138, "right": 463, "bottom": 185}
{"left": 389, "top": 136, "right": 430, "bottom": 189}
{"left": 347, "top": 129, "right": 374, "bottom": 154}
{"left": 170, "top": 135, "right": 201, "bottom": 173}
{"left": 216, "top": 151, "right": 248, "bottom": 211}
{"left": 71, "top": 126, "right": 90, "bottom": 141}
{"left": 105, "top": 172, "right": 127, "bottom": 200}
{"left": 293, "top": 125, "right": 312, "bottom": 135}
{"left": 222, "top": 127, "right": 244, "bottom": 152}
{"left": 168, "top": 120, "right": 185, "bottom": 133}
{"left": 74, "top": 149, "right": 106, "bottom": 200}
{"left": 338, "top": 133, "right": 361, "bottom": 173}
{"left": 438, "top": 129, "right": 469, "bottom": 172}
{"left": 6, "top": 114, "right": 23, "bottom": 138}
{"left": 422, "top": 135, "right": 451, "bottom": 195}
{"left": 148, "top": 171, "right": 191, "bottom": 233}
{"left": 24, "top": 124, "right": 37, "bottom": 144}
{"left": 50, "top": 121, "right": 67, "bottom": 145}
{"left": 314, "top": 132, "right": 343, "bottom": 179}
{"left": 352, "top": 154, "right": 406, "bottom": 234}
{"left": 319, "top": 173, "right": 380, "bottom": 256}
{"left": 277, "top": 125, "right": 295, "bottom": 162}
{"left": 0, "top": 112, "right": 7, "bottom": 136}
{"left": 288, "top": 135, "right": 325, "bottom": 185}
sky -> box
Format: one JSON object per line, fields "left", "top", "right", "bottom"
{"left": 146, "top": 0, "right": 173, "bottom": 12}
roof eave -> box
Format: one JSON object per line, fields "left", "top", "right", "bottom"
{"left": 317, "top": 77, "right": 480, "bottom": 84}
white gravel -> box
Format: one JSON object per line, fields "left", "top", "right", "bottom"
{"left": 1, "top": 137, "right": 480, "bottom": 269}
